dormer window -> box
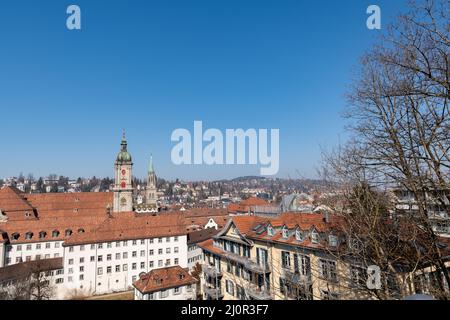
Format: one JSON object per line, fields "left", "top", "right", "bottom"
{"left": 39, "top": 231, "right": 47, "bottom": 239}
{"left": 267, "top": 225, "right": 274, "bottom": 237}
{"left": 52, "top": 230, "right": 60, "bottom": 238}
{"left": 178, "top": 274, "right": 185, "bottom": 280}
{"left": 12, "top": 233, "right": 20, "bottom": 241}
{"left": 311, "top": 230, "right": 319, "bottom": 244}
{"left": 25, "top": 211, "right": 31, "bottom": 218}
{"left": 25, "top": 232, "right": 33, "bottom": 240}
{"left": 65, "top": 229, "right": 73, "bottom": 237}
{"left": 282, "top": 227, "right": 289, "bottom": 239}
{"left": 329, "top": 235, "right": 338, "bottom": 247}
{"left": 78, "top": 228, "right": 85, "bottom": 234}
{"left": 295, "top": 229, "right": 303, "bottom": 241}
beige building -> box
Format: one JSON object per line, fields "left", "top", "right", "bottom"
{"left": 198, "top": 213, "right": 386, "bottom": 300}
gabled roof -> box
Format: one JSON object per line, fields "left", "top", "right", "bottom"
{"left": 0, "top": 189, "right": 113, "bottom": 244}
{"left": 133, "top": 265, "right": 197, "bottom": 294}
{"left": 217, "top": 212, "right": 344, "bottom": 250}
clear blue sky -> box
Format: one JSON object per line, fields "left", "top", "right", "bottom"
{"left": 0, "top": 0, "right": 408, "bottom": 181}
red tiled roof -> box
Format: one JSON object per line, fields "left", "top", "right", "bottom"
{"left": 0, "top": 186, "right": 35, "bottom": 217}
{"left": 133, "top": 265, "right": 197, "bottom": 294}
{"left": 211, "top": 213, "right": 344, "bottom": 251}
{"left": 197, "top": 238, "right": 225, "bottom": 256}
{"left": 227, "top": 197, "right": 269, "bottom": 214}
{"left": 164, "top": 208, "right": 231, "bottom": 231}
{"left": 240, "top": 197, "right": 269, "bottom": 206}
{"left": 0, "top": 187, "right": 231, "bottom": 246}
{"left": 64, "top": 212, "right": 187, "bottom": 246}
{"left": 0, "top": 187, "right": 113, "bottom": 244}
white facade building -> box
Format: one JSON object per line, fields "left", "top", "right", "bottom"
{"left": 62, "top": 235, "right": 188, "bottom": 297}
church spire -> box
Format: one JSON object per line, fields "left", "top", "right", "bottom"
{"left": 148, "top": 154, "right": 154, "bottom": 173}
{"left": 120, "top": 129, "right": 127, "bottom": 151}
{"left": 113, "top": 130, "right": 133, "bottom": 213}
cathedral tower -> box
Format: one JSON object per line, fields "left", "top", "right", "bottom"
{"left": 146, "top": 154, "right": 157, "bottom": 206}
{"left": 113, "top": 131, "right": 133, "bottom": 212}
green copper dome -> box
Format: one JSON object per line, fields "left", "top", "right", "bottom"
{"left": 116, "top": 150, "right": 132, "bottom": 162}
{"left": 116, "top": 131, "right": 132, "bottom": 163}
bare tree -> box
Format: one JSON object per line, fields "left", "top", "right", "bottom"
{"left": 28, "top": 260, "right": 55, "bottom": 300}
{"left": 320, "top": 0, "right": 449, "bottom": 299}
{"left": 191, "top": 262, "right": 203, "bottom": 300}
{"left": 0, "top": 260, "right": 56, "bottom": 300}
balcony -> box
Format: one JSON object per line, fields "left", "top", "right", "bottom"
{"left": 203, "top": 264, "right": 222, "bottom": 278}
{"left": 203, "top": 284, "right": 224, "bottom": 299}
{"left": 222, "top": 252, "right": 271, "bottom": 274}
{"left": 245, "top": 284, "right": 272, "bottom": 300}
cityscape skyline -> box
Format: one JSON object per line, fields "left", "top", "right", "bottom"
{"left": 0, "top": 0, "right": 407, "bottom": 180}
{"left": 0, "top": 0, "right": 448, "bottom": 303}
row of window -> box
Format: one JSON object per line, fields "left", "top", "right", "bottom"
{"left": 188, "top": 254, "right": 202, "bottom": 264}
{"left": 145, "top": 285, "right": 192, "bottom": 299}
{"left": 67, "top": 248, "right": 180, "bottom": 265}
{"left": 96, "top": 258, "right": 180, "bottom": 275}
{"left": 225, "top": 280, "right": 246, "bottom": 299}
{"left": 66, "top": 237, "right": 180, "bottom": 252}
{"left": 216, "top": 240, "right": 251, "bottom": 258}
{"left": 6, "top": 253, "right": 60, "bottom": 265}
{"left": 188, "top": 244, "right": 198, "bottom": 252}
{"left": 267, "top": 225, "right": 338, "bottom": 246}
{"left": 11, "top": 229, "right": 81, "bottom": 241}
{"left": 8, "top": 242, "right": 61, "bottom": 251}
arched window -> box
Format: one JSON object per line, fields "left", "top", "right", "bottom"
{"left": 25, "top": 232, "right": 33, "bottom": 240}
{"left": 52, "top": 230, "right": 60, "bottom": 238}
{"left": 39, "top": 231, "right": 47, "bottom": 239}
{"left": 65, "top": 229, "right": 73, "bottom": 237}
